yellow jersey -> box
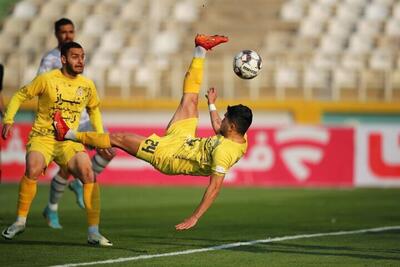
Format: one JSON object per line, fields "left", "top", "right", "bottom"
{"left": 4, "top": 69, "right": 103, "bottom": 137}
{"left": 137, "top": 118, "right": 248, "bottom": 176}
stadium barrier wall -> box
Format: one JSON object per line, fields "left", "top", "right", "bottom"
{"left": 2, "top": 120, "right": 400, "bottom": 187}
{"left": 6, "top": 97, "right": 400, "bottom": 124}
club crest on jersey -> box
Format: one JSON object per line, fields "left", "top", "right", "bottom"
{"left": 76, "top": 87, "right": 83, "bottom": 97}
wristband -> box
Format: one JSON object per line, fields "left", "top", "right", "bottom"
{"left": 209, "top": 104, "right": 217, "bottom": 112}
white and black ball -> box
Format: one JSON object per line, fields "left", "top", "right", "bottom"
{"left": 233, "top": 50, "right": 262, "bottom": 79}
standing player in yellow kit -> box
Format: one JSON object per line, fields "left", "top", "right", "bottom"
{"left": 54, "top": 34, "right": 253, "bottom": 230}
{"left": 2, "top": 42, "right": 112, "bottom": 246}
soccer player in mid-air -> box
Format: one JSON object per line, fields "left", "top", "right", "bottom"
{"left": 2, "top": 41, "right": 112, "bottom": 246}
{"left": 38, "top": 18, "right": 115, "bottom": 229}
{"left": 54, "top": 34, "right": 253, "bottom": 230}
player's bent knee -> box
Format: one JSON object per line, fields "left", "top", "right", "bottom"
{"left": 25, "top": 162, "right": 45, "bottom": 179}
{"left": 25, "top": 166, "right": 43, "bottom": 179}
{"left": 79, "top": 167, "right": 95, "bottom": 183}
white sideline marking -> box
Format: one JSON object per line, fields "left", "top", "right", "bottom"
{"left": 51, "top": 225, "right": 400, "bottom": 267}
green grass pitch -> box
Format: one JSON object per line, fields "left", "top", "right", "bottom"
{"left": 1, "top": 184, "right": 400, "bottom": 266}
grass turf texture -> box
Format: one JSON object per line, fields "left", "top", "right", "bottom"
{"left": 1, "top": 184, "right": 400, "bottom": 266}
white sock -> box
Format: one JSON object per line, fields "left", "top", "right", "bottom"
{"left": 194, "top": 46, "right": 206, "bottom": 58}
{"left": 92, "top": 154, "right": 111, "bottom": 174}
{"left": 16, "top": 216, "right": 26, "bottom": 225}
{"left": 48, "top": 202, "right": 58, "bottom": 211}
{"left": 49, "top": 174, "right": 67, "bottom": 207}
{"left": 88, "top": 225, "right": 99, "bottom": 235}
{"left": 65, "top": 129, "right": 77, "bottom": 140}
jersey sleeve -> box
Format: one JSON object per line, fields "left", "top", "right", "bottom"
{"left": 86, "top": 80, "right": 103, "bottom": 133}
{"left": 211, "top": 145, "right": 236, "bottom": 176}
{"left": 3, "top": 75, "right": 46, "bottom": 124}
{"left": 86, "top": 80, "right": 100, "bottom": 109}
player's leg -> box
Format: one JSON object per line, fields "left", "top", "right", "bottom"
{"left": 66, "top": 151, "right": 112, "bottom": 246}
{"left": 42, "top": 167, "right": 70, "bottom": 229}
{"left": 166, "top": 34, "right": 228, "bottom": 129}
{"left": 78, "top": 118, "right": 116, "bottom": 183}
{"left": 54, "top": 112, "right": 147, "bottom": 157}
{"left": 2, "top": 151, "right": 47, "bottom": 239}
{"left": 91, "top": 149, "right": 116, "bottom": 176}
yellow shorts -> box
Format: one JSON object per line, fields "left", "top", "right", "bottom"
{"left": 26, "top": 135, "right": 86, "bottom": 168}
{"left": 136, "top": 118, "right": 198, "bottom": 166}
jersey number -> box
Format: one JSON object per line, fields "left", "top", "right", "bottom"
{"left": 141, "top": 139, "right": 159, "bottom": 154}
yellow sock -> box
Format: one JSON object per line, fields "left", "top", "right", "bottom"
{"left": 17, "top": 176, "right": 37, "bottom": 218}
{"left": 76, "top": 132, "right": 111, "bottom": 148}
{"left": 183, "top": 58, "right": 204, "bottom": 94}
{"left": 83, "top": 182, "right": 100, "bottom": 226}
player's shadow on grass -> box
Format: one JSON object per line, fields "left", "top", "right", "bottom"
{"left": 228, "top": 243, "right": 400, "bottom": 261}
{"left": 0, "top": 239, "right": 147, "bottom": 253}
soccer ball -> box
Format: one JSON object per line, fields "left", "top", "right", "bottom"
{"left": 233, "top": 50, "right": 262, "bottom": 79}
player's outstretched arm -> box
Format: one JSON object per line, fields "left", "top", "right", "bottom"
{"left": 175, "top": 174, "right": 224, "bottom": 231}
{"left": 206, "top": 87, "right": 222, "bottom": 134}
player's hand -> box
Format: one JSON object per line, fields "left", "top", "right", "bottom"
{"left": 2, "top": 123, "right": 12, "bottom": 139}
{"left": 96, "top": 148, "right": 116, "bottom": 160}
{"left": 175, "top": 216, "right": 198, "bottom": 231}
{"left": 206, "top": 87, "right": 217, "bottom": 104}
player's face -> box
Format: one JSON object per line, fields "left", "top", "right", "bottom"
{"left": 64, "top": 48, "right": 85, "bottom": 75}
{"left": 220, "top": 113, "right": 231, "bottom": 136}
{"left": 56, "top": 24, "right": 75, "bottom": 46}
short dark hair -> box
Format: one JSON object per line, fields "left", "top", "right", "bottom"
{"left": 226, "top": 104, "right": 253, "bottom": 135}
{"left": 55, "top": 18, "right": 74, "bottom": 33}
{"left": 60, "top": 41, "right": 83, "bottom": 57}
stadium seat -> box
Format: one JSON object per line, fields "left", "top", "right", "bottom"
{"left": 335, "top": 3, "right": 362, "bottom": 25}
{"left": 19, "top": 32, "right": 46, "bottom": 54}
{"left": 0, "top": 33, "right": 17, "bottom": 53}
{"left": 318, "top": 35, "right": 345, "bottom": 54}
{"left": 385, "top": 18, "right": 400, "bottom": 37}
{"left": 281, "top": 0, "right": 306, "bottom": 22}
{"left": 326, "top": 18, "right": 353, "bottom": 41}
{"left": 356, "top": 19, "right": 382, "bottom": 39}
{"left": 90, "top": 51, "right": 115, "bottom": 68}
{"left": 82, "top": 15, "right": 109, "bottom": 37}
{"left": 393, "top": 3, "right": 400, "bottom": 19}
{"left": 347, "top": 34, "right": 374, "bottom": 55}
{"left": 332, "top": 67, "right": 359, "bottom": 100}
{"left": 360, "top": 69, "right": 386, "bottom": 101}
{"left": 290, "top": 36, "right": 318, "bottom": 54}
{"left": 92, "top": 1, "right": 119, "bottom": 18}
{"left": 312, "top": 52, "right": 339, "bottom": 70}
{"left": 39, "top": 1, "right": 66, "bottom": 21}
{"left": 150, "top": 30, "right": 180, "bottom": 55}
{"left": 2, "top": 17, "right": 29, "bottom": 37}
{"left": 12, "top": 1, "right": 37, "bottom": 19}
{"left": 299, "top": 17, "right": 325, "bottom": 38}
{"left": 76, "top": 34, "right": 99, "bottom": 53}
{"left": 274, "top": 65, "right": 301, "bottom": 99}
{"left": 263, "top": 32, "right": 292, "bottom": 54}
{"left": 369, "top": 49, "right": 394, "bottom": 71}
{"left": 29, "top": 17, "right": 52, "bottom": 37}
{"left": 317, "top": 0, "right": 338, "bottom": 8}
{"left": 174, "top": 0, "right": 198, "bottom": 23}
{"left": 341, "top": 52, "right": 367, "bottom": 70}
{"left": 98, "top": 31, "right": 126, "bottom": 53}
{"left": 303, "top": 66, "right": 330, "bottom": 99}
{"left": 364, "top": 2, "right": 389, "bottom": 23}
{"left": 308, "top": 2, "right": 332, "bottom": 23}
{"left": 65, "top": 1, "right": 93, "bottom": 24}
